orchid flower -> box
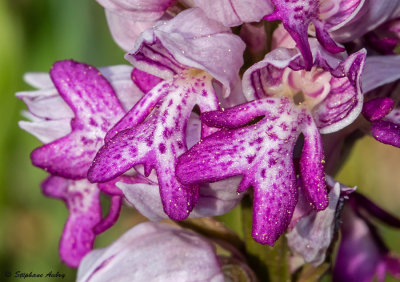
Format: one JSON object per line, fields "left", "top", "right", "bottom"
{"left": 17, "top": 61, "right": 145, "bottom": 266}
{"left": 333, "top": 193, "right": 400, "bottom": 281}
{"left": 87, "top": 8, "right": 246, "bottom": 221}
{"left": 176, "top": 40, "right": 366, "bottom": 245}
{"left": 77, "top": 222, "right": 225, "bottom": 282}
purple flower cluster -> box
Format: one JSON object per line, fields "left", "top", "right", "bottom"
{"left": 17, "top": 0, "right": 400, "bottom": 280}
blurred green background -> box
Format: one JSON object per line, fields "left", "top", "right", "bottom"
{"left": 0, "top": 1, "right": 399, "bottom": 281}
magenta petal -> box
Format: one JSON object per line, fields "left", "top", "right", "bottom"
{"left": 177, "top": 98, "right": 312, "bottom": 245}
{"left": 105, "top": 80, "right": 170, "bottom": 141}
{"left": 201, "top": 99, "right": 277, "bottom": 129}
{"left": 89, "top": 71, "right": 219, "bottom": 220}
{"left": 371, "top": 120, "right": 400, "bottom": 148}
{"left": 131, "top": 68, "right": 163, "bottom": 93}
{"left": 362, "top": 97, "right": 395, "bottom": 122}
{"left": 42, "top": 176, "right": 102, "bottom": 268}
{"left": 30, "top": 60, "right": 125, "bottom": 179}
{"left": 93, "top": 196, "right": 122, "bottom": 235}
{"left": 264, "top": 0, "right": 344, "bottom": 69}
{"left": 300, "top": 117, "right": 328, "bottom": 210}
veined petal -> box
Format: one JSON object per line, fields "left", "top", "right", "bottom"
{"left": 30, "top": 60, "right": 125, "bottom": 179}
{"left": 242, "top": 44, "right": 366, "bottom": 135}
{"left": 322, "top": 0, "right": 364, "bottom": 31}
{"left": 88, "top": 70, "right": 219, "bottom": 220}
{"left": 264, "top": 0, "right": 344, "bottom": 70}
{"left": 77, "top": 222, "right": 224, "bottom": 282}
{"left": 97, "top": 0, "right": 176, "bottom": 21}
{"left": 313, "top": 49, "right": 366, "bottom": 134}
{"left": 126, "top": 8, "right": 245, "bottom": 97}
{"left": 194, "top": 0, "right": 274, "bottom": 27}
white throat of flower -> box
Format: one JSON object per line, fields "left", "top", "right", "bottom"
{"left": 269, "top": 67, "right": 332, "bottom": 110}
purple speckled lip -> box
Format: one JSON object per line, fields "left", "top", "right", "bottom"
{"left": 30, "top": 60, "right": 126, "bottom": 179}
{"left": 88, "top": 70, "right": 220, "bottom": 221}
{"left": 176, "top": 44, "right": 366, "bottom": 245}
{"left": 176, "top": 97, "right": 328, "bottom": 245}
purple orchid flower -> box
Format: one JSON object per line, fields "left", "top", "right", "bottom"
{"left": 333, "top": 193, "right": 400, "bottom": 281}
{"left": 17, "top": 61, "right": 146, "bottom": 266}
{"left": 360, "top": 55, "right": 400, "bottom": 148}
{"left": 287, "top": 176, "right": 355, "bottom": 267}
{"left": 77, "top": 222, "right": 225, "bottom": 282}
{"left": 176, "top": 41, "right": 366, "bottom": 245}
{"left": 87, "top": 8, "right": 246, "bottom": 221}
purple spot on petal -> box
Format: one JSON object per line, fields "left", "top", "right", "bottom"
{"left": 158, "top": 143, "right": 166, "bottom": 154}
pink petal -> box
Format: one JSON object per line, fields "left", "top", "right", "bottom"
{"left": 194, "top": 0, "right": 273, "bottom": 27}
{"left": 88, "top": 71, "right": 219, "bottom": 220}
{"left": 77, "top": 222, "right": 224, "bottom": 282}
{"left": 42, "top": 177, "right": 102, "bottom": 268}
{"left": 126, "top": 8, "right": 245, "bottom": 97}
{"left": 177, "top": 98, "right": 324, "bottom": 245}
{"left": 30, "top": 60, "right": 125, "bottom": 179}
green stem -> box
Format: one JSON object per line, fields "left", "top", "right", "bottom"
{"left": 241, "top": 194, "right": 291, "bottom": 282}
